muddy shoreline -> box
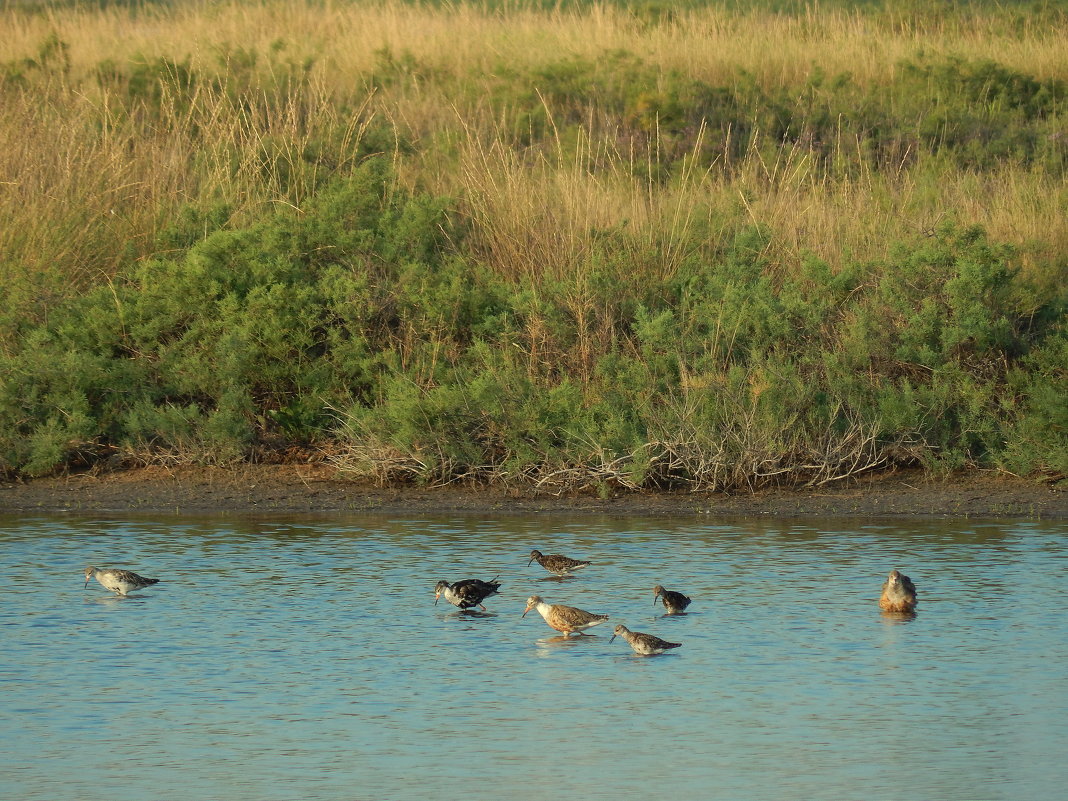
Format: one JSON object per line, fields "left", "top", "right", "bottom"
{"left": 1, "top": 465, "right": 1065, "bottom": 519}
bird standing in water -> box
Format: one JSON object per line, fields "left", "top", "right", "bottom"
{"left": 610, "top": 625, "right": 682, "bottom": 655}
{"left": 527, "top": 549, "right": 591, "bottom": 576}
{"left": 653, "top": 584, "right": 692, "bottom": 614}
{"left": 522, "top": 595, "right": 608, "bottom": 636}
{"left": 84, "top": 566, "right": 160, "bottom": 596}
{"left": 879, "top": 569, "right": 918, "bottom": 613}
{"left": 434, "top": 577, "right": 502, "bottom": 611}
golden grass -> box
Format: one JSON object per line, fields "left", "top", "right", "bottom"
{"left": 5, "top": 2, "right": 1067, "bottom": 88}
{"left": 2, "top": 1, "right": 1066, "bottom": 286}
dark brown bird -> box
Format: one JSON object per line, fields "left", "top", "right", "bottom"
{"left": 653, "top": 584, "right": 691, "bottom": 614}
{"left": 434, "top": 578, "right": 501, "bottom": 611}
{"left": 527, "top": 549, "right": 591, "bottom": 576}
{"left": 879, "top": 569, "right": 918, "bottom": 613}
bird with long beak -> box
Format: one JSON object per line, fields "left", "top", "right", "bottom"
{"left": 434, "top": 577, "right": 501, "bottom": 611}
{"left": 522, "top": 595, "right": 608, "bottom": 636}
{"left": 84, "top": 566, "right": 159, "bottom": 596}
{"left": 527, "top": 549, "right": 591, "bottom": 576}
{"left": 879, "top": 569, "right": 918, "bottom": 613}
{"left": 610, "top": 624, "right": 682, "bottom": 655}
{"left": 653, "top": 584, "right": 692, "bottom": 614}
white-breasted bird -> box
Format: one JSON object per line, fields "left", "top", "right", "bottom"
{"left": 522, "top": 595, "right": 608, "bottom": 636}
{"left": 84, "top": 566, "right": 160, "bottom": 596}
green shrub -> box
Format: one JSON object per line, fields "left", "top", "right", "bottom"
{"left": 0, "top": 158, "right": 462, "bottom": 474}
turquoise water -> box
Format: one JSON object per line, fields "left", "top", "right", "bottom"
{"left": 1, "top": 514, "right": 1066, "bottom": 800}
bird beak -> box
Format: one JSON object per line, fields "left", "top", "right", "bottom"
{"left": 526, "top": 556, "right": 535, "bottom": 566}
{"left": 84, "top": 579, "right": 89, "bottom": 589}
{"left": 434, "top": 593, "right": 440, "bottom": 606}
{"left": 522, "top": 605, "right": 533, "bottom": 617}
{"left": 609, "top": 633, "right": 617, "bottom": 643}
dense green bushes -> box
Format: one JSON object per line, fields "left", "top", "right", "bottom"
{"left": 1, "top": 160, "right": 440, "bottom": 473}
{"left": 473, "top": 45, "right": 1068, "bottom": 175}
{"left": 2, "top": 157, "right": 1064, "bottom": 486}
{"left": 2, "top": 2, "right": 1067, "bottom": 489}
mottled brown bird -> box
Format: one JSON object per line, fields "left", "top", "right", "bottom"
{"left": 527, "top": 549, "right": 591, "bottom": 576}
{"left": 610, "top": 624, "right": 682, "bottom": 655}
{"left": 879, "top": 569, "right": 918, "bottom": 613}
{"left": 522, "top": 595, "right": 608, "bottom": 636}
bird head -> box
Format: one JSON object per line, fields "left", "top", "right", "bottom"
{"left": 433, "top": 580, "right": 449, "bottom": 605}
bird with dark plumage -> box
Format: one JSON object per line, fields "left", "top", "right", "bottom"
{"left": 653, "top": 584, "right": 691, "bottom": 614}
{"left": 879, "top": 569, "right": 918, "bottom": 613}
{"left": 84, "top": 566, "right": 159, "bottom": 596}
{"left": 434, "top": 578, "right": 501, "bottom": 611}
{"left": 527, "top": 549, "right": 591, "bottom": 576}
{"left": 610, "top": 624, "right": 682, "bottom": 655}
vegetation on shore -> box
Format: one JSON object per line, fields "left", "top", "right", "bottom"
{"left": 1, "top": 0, "right": 1066, "bottom": 492}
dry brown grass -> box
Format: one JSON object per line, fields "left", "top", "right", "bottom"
{"left": 2, "top": 1, "right": 1066, "bottom": 287}
{"left": 5, "top": 2, "right": 1066, "bottom": 88}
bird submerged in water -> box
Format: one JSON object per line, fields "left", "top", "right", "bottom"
{"left": 610, "top": 624, "right": 682, "bottom": 655}
{"left": 527, "top": 549, "right": 591, "bottom": 576}
{"left": 879, "top": 569, "right": 918, "bottom": 613}
{"left": 653, "top": 584, "right": 692, "bottom": 614}
{"left": 434, "top": 578, "right": 502, "bottom": 611}
{"left": 522, "top": 595, "right": 608, "bottom": 636}
{"left": 84, "top": 566, "right": 160, "bottom": 596}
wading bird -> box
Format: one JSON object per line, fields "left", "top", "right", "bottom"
{"left": 522, "top": 595, "right": 608, "bottom": 636}
{"left": 84, "top": 566, "right": 160, "bottom": 596}
{"left": 434, "top": 577, "right": 502, "bottom": 611}
{"left": 653, "top": 584, "right": 692, "bottom": 614}
{"left": 527, "top": 549, "right": 591, "bottom": 576}
{"left": 609, "top": 624, "right": 682, "bottom": 655}
{"left": 879, "top": 569, "right": 918, "bottom": 613}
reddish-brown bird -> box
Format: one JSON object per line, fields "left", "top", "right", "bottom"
{"left": 879, "top": 569, "right": 918, "bottom": 613}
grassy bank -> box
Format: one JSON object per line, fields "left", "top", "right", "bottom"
{"left": 1, "top": 0, "right": 1066, "bottom": 491}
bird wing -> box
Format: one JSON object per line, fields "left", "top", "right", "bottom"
{"left": 557, "top": 605, "right": 605, "bottom": 625}
{"left": 113, "top": 569, "right": 157, "bottom": 585}
{"left": 547, "top": 555, "right": 588, "bottom": 570}
{"left": 644, "top": 634, "right": 681, "bottom": 649}
{"left": 454, "top": 579, "right": 500, "bottom": 602}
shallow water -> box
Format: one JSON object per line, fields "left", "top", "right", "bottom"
{"left": 1, "top": 513, "right": 1066, "bottom": 800}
